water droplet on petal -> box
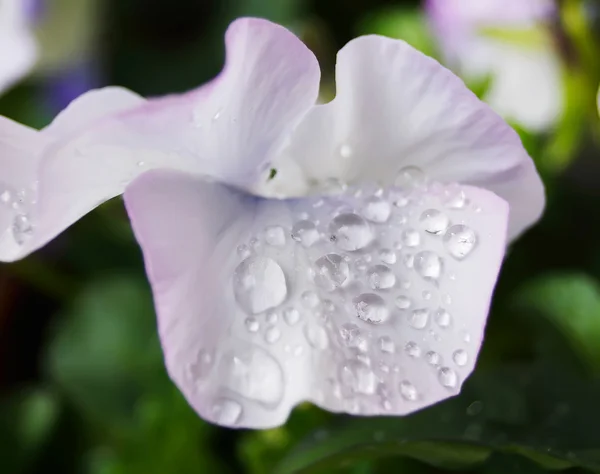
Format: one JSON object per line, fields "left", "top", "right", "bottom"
{"left": 405, "top": 341, "right": 421, "bottom": 358}
{"left": 339, "top": 144, "right": 353, "bottom": 158}
{"left": 329, "top": 214, "right": 373, "bottom": 251}
{"left": 434, "top": 308, "right": 452, "bottom": 328}
{"left": 444, "top": 184, "right": 468, "bottom": 209}
{"left": 444, "top": 225, "right": 477, "bottom": 260}
{"left": 378, "top": 336, "right": 395, "bottom": 353}
{"left": 399, "top": 380, "right": 418, "bottom": 401}
{"left": 426, "top": 351, "right": 441, "bottom": 366}
{"left": 340, "top": 360, "right": 377, "bottom": 395}
{"left": 0, "top": 190, "right": 11, "bottom": 204}
{"left": 301, "top": 291, "right": 320, "bottom": 309}
{"left": 265, "top": 327, "right": 281, "bottom": 344}
{"left": 395, "top": 295, "right": 412, "bottom": 309}
{"left": 265, "top": 225, "right": 286, "bottom": 246}
{"left": 292, "top": 220, "right": 320, "bottom": 247}
{"left": 304, "top": 325, "right": 329, "bottom": 349}
{"left": 414, "top": 251, "right": 443, "bottom": 281}
{"left": 339, "top": 323, "right": 368, "bottom": 352}
{"left": 188, "top": 348, "right": 214, "bottom": 382}
{"left": 245, "top": 317, "right": 260, "bottom": 333}
{"left": 12, "top": 214, "right": 33, "bottom": 245}
{"left": 367, "top": 265, "right": 396, "bottom": 290}
{"left": 363, "top": 196, "right": 391, "bottom": 223}
{"left": 211, "top": 398, "right": 242, "bottom": 425}
{"left": 409, "top": 308, "right": 429, "bottom": 329}
{"left": 237, "top": 244, "right": 251, "bottom": 259}
{"left": 453, "top": 349, "right": 468, "bottom": 366}
{"left": 283, "top": 307, "right": 301, "bottom": 326}
{"left": 420, "top": 209, "right": 449, "bottom": 235}
{"left": 314, "top": 254, "right": 349, "bottom": 291}
{"left": 438, "top": 367, "right": 458, "bottom": 388}
{"left": 233, "top": 257, "right": 287, "bottom": 314}
{"left": 395, "top": 166, "right": 426, "bottom": 189}
{"left": 401, "top": 229, "right": 420, "bottom": 247}
{"left": 422, "top": 290, "right": 432, "bottom": 301}
{"left": 378, "top": 248, "right": 397, "bottom": 264}
{"left": 354, "top": 293, "right": 389, "bottom": 324}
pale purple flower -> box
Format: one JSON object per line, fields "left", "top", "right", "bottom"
{"left": 0, "top": 0, "right": 38, "bottom": 94}
{"left": 0, "top": 18, "right": 544, "bottom": 428}
{"left": 426, "top": 0, "right": 562, "bottom": 132}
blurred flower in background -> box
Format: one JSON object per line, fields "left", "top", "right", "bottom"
{"left": 426, "top": 0, "right": 563, "bottom": 132}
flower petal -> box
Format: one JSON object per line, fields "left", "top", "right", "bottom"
{"left": 277, "top": 35, "right": 543, "bottom": 240}
{"left": 125, "top": 169, "right": 508, "bottom": 428}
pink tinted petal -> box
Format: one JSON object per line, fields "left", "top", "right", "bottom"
{"left": 0, "top": 87, "right": 146, "bottom": 261}
{"left": 0, "top": 0, "right": 37, "bottom": 94}
{"left": 279, "top": 35, "right": 543, "bottom": 240}
{"left": 125, "top": 170, "right": 507, "bottom": 428}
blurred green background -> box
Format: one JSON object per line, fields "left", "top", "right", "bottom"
{"left": 2, "top": 0, "right": 600, "bottom": 473}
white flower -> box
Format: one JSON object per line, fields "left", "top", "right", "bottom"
{"left": 0, "top": 18, "right": 544, "bottom": 428}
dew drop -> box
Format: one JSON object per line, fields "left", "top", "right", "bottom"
{"left": 401, "top": 229, "right": 420, "bottom": 247}
{"left": 434, "top": 308, "right": 452, "bottom": 328}
{"left": 265, "top": 225, "right": 286, "bottom": 247}
{"left": 304, "top": 325, "right": 329, "bottom": 349}
{"left": 339, "top": 323, "right": 368, "bottom": 352}
{"left": 414, "top": 251, "right": 443, "bottom": 281}
{"left": 453, "top": 349, "right": 468, "bottom": 367}
{"left": 444, "top": 184, "right": 468, "bottom": 209}
{"left": 444, "top": 225, "right": 477, "bottom": 260}
{"left": 395, "top": 295, "right": 412, "bottom": 310}
{"left": 329, "top": 213, "right": 373, "bottom": 251}
{"left": 378, "top": 336, "right": 395, "bottom": 354}
{"left": 409, "top": 308, "right": 430, "bottom": 329}
{"left": 291, "top": 220, "right": 320, "bottom": 247}
{"left": 426, "top": 351, "right": 441, "bottom": 366}
{"left": 405, "top": 341, "right": 421, "bottom": 358}
{"left": 12, "top": 214, "right": 33, "bottom": 245}
{"left": 245, "top": 317, "right": 260, "bottom": 333}
{"left": 438, "top": 367, "right": 458, "bottom": 388}
{"left": 419, "top": 209, "right": 450, "bottom": 235}
{"left": 233, "top": 257, "right": 287, "bottom": 314}
{"left": 363, "top": 196, "right": 391, "bottom": 223}
{"left": 422, "top": 290, "right": 432, "bottom": 301}
{"left": 265, "top": 327, "right": 281, "bottom": 344}
{"left": 339, "top": 360, "right": 377, "bottom": 395}
{"left": 399, "top": 380, "right": 418, "bottom": 401}
{"left": 314, "top": 254, "right": 350, "bottom": 291}
{"left": 378, "top": 248, "right": 397, "bottom": 264}
{"left": 395, "top": 166, "right": 426, "bottom": 189}
{"left": 211, "top": 398, "right": 242, "bottom": 425}
{"left": 301, "top": 291, "right": 320, "bottom": 309}
{"left": 354, "top": 293, "right": 390, "bottom": 324}
{"left": 284, "top": 307, "right": 301, "bottom": 326}
{"left": 188, "top": 348, "right": 214, "bottom": 382}
{"left": 367, "top": 265, "right": 396, "bottom": 290}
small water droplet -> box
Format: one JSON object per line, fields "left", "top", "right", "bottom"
{"left": 399, "top": 380, "right": 418, "bottom": 401}
{"left": 367, "top": 265, "right": 396, "bottom": 290}
{"left": 233, "top": 257, "right": 287, "bottom": 314}
{"left": 339, "top": 323, "right": 368, "bottom": 351}
{"left": 401, "top": 229, "right": 420, "bottom": 247}
{"left": 301, "top": 291, "right": 320, "bottom": 309}
{"left": 464, "top": 332, "right": 472, "bottom": 343}
{"left": 137, "top": 161, "right": 145, "bottom": 167}
{"left": 211, "top": 398, "right": 242, "bottom": 425}
{"left": 284, "top": 307, "right": 301, "bottom": 326}
{"left": 453, "top": 349, "right": 468, "bottom": 366}
{"left": 426, "top": 351, "right": 441, "bottom": 366}
{"left": 395, "top": 166, "right": 426, "bottom": 189}
{"left": 188, "top": 348, "right": 214, "bottom": 382}
{"left": 363, "top": 196, "right": 391, "bottom": 223}
{"left": 304, "top": 325, "right": 329, "bottom": 349}
{"left": 265, "top": 225, "right": 286, "bottom": 246}
{"left": 395, "top": 295, "right": 412, "bottom": 309}
{"left": 444, "top": 184, "right": 468, "bottom": 209}
{"left": 245, "top": 317, "right": 260, "bottom": 333}
{"left": 237, "top": 244, "right": 251, "bottom": 259}
{"left": 414, "top": 251, "right": 443, "bottom": 281}
{"left": 340, "top": 360, "right": 377, "bottom": 395}
{"left": 420, "top": 209, "right": 450, "bottom": 235}
{"left": 265, "top": 327, "right": 281, "bottom": 344}
{"left": 402, "top": 253, "right": 415, "bottom": 269}
{"left": 378, "top": 248, "right": 397, "bottom": 264}
{"left": 0, "top": 190, "right": 11, "bottom": 204}
{"left": 409, "top": 308, "right": 429, "bottom": 329}
{"left": 434, "top": 308, "right": 452, "bottom": 328}
{"left": 444, "top": 225, "right": 477, "bottom": 260}
{"left": 438, "top": 367, "right": 458, "bottom": 388}
{"left": 292, "top": 220, "right": 320, "bottom": 247}
{"left": 354, "top": 293, "right": 390, "bottom": 324}
{"left": 12, "top": 214, "right": 33, "bottom": 245}
{"left": 212, "top": 109, "right": 222, "bottom": 121}
{"left": 329, "top": 213, "right": 373, "bottom": 251}
{"left": 405, "top": 341, "right": 421, "bottom": 358}
{"left": 378, "top": 336, "right": 395, "bottom": 353}
{"left": 314, "top": 254, "right": 349, "bottom": 291}
{"left": 265, "top": 310, "right": 278, "bottom": 325}
{"left": 422, "top": 290, "right": 432, "bottom": 301}
{"left": 339, "top": 144, "right": 353, "bottom": 158}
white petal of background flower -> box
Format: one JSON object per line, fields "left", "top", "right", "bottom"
{"left": 0, "top": 18, "right": 321, "bottom": 262}
{"left": 0, "top": 0, "right": 38, "bottom": 94}
{"left": 125, "top": 169, "right": 508, "bottom": 428}
{"left": 272, "top": 35, "right": 543, "bottom": 240}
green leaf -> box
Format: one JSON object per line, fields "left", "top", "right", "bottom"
{"left": 275, "top": 365, "right": 600, "bottom": 473}
{"left": 513, "top": 273, "right": 600, "bottom": 372}
{"left": 45, "top": 275, "right": 164, "bottom": 431}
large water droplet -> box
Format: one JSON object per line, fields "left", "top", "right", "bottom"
{"left": 291, "top": 220, "right": 320, "bottom": 247}
{"left": 409, "top": 308, "right": 430, "bottom": 329}
{"left": 405, "top": 341, "right": 421, "bottom": 358}
{"left": 220, "top": 346, "right": 284, "bottom": 405}
{"left": 283, "top": 307, "right": 301, "bottom": 326}
{"left": 233, "top": 257, "right": 287, "bottom": 314}
{"left": 211, "top": 398, "right": 242, "bottom": 425}
{"left": 367, "top": 265, "right": 396, "bottom": 290}
{"left": 453, "top": 349, "right": 468, "bottom": 367}
{"left": 378, "top": 336, "right": 395, "bottom": 354}
{"left": 438, "top": 367, "right": 458, "bottom": 389}
{"left": 354, "top": 293, "right": 389, "bottom": 324}
{"left": 379, "top": 248, "right": 397, "bottom": 264}
{"left": 304, "top": 325, "right": 329, "bottom": 349}
{"left": 399, "top": 380, "right": 418, "bottom": 401}
{"left": 329, "top": 213, "right": 373, "bottom": 251}
{"left": 363, "top": 196, "right": 391, "bottom": 223}
{"left": 340, "top": 360, "right": 377, "bottom": 395}
{"left": 419, "top": 209, "right": 449, "bottom": 235}
{"left": 265, "top": 225, "right": 286, "bottom": 247}
{"left": 434, "top": 308, "right": 452, "bottom": 328}
{"left": 314, "top": 254, "right": 349, "bottom": 291}
{"left": 414, "top": 251, "right": 443, "bottom": 281}
{"left": 12, "top": 214, "right": 33, "bottom": 245}
{"left": 444, "top": 225, "right": 477, "bottom": 260}
{"left": 395, "top": 166, "right": 426, "bottom": 189}
{"left": 401, "top": 229, "right": 420, "bottom": 247}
